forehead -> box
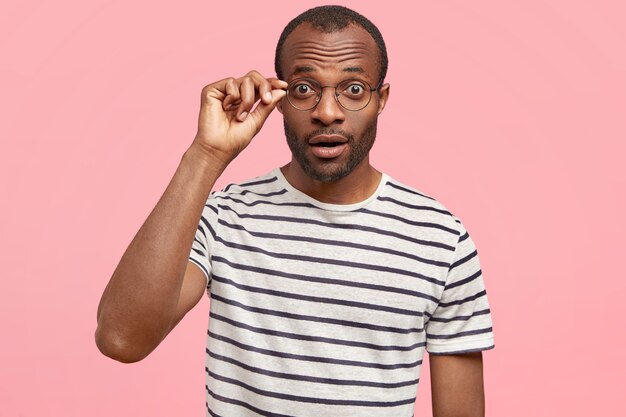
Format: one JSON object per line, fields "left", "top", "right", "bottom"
{"left": 280, "top": 23, "right": 379, "bottom": 82}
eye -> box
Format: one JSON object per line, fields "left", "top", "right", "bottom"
{"left": 290, "top": 81, "right": 317, "bottom": 98}
{"left": 342, "top": 82, "right": 366, "bottom": 98}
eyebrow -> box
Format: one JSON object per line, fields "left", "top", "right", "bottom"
{"left": 292, "top": 65, "right": 366, "bottom": 76}
{"left": 293, "top": 66, "right": 316, "bottom": 76}
{"left": 342, "top": 66, "right": 365, "bottom": 73}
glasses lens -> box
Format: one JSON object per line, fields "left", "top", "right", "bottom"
{"left": 286, "top": 78, "right": 374, "bottom": 111}
{"left": 287, "top": 79, "right": 320, "bottom": 110}
{"left": 336, "top": 80, "right": 371, "bottom": 111}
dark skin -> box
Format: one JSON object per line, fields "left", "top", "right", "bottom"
{"left": 276, "top": 23, "right": 389, "bottom": 204}
{"left": 96, "top": 22, "right": 486, "bottom": 417}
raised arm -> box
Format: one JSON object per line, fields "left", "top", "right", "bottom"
{"left": 429, "top": 351, "right": 486, "bottom": 417}
{"left": 95, "top": 72, "right": 287, "bottom": 363}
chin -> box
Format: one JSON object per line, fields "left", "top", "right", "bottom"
{"left": 301, "top": 159, "right": 356, "bottom": 183}
{"left": 284, "top": 121, "right": 377, "bottom": 184}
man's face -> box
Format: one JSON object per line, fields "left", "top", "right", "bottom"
{"left": 277, "top": 23, "right": 390, "bottom": 183}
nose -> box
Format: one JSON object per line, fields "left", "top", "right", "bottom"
{"left": 310, "top": 87, "right": 345, "bottom": 125}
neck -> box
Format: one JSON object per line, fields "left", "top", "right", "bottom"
{"left": 280, "top": 157, "right": 382, "bottom": 205}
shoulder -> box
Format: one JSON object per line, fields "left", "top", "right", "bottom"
{"left": 209, "top": 169, "right": 283, "bottom": 201}
{"left": 381, "top": 174, "right": 465, "bottom": 238}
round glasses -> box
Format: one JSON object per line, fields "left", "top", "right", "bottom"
{"left": 285, "top": 78, "right": 382, "bottom": 111}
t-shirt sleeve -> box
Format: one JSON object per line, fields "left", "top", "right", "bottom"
{"left": 425, "top": 218, "right": 495, "bottom": 355}
{"left": 188, "top": 194, "right": 219, "bottom": 291}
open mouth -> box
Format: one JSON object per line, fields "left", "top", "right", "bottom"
{"left": 308, "top": 140, "right": 348, "bottom": 159}
{"left": 312, "top": 142, "right": 344, "bottom": 147}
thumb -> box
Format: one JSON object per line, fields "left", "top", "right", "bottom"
{"left": 247, "top": 89, "right": 287, "bottom": 131}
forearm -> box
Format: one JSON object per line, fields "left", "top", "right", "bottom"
{"left": 95, "top": 144, "right": 227, "bottom": 362}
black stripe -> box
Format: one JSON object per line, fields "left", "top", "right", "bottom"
{"left": 206, "top": 386, "right": 291, "bottom": 417}
{"left": 223, "top": 178, "right": 280, "bottom": 194}
{"left": 357, "top": 208, "right": 459, "bottom": 235}
{"left": 218, "top": 204, "right": 456, "bottom": 251}
{"left": 206, "top": 404, "right": 225, "bottom": 417}
{"left": 208, "top": 331, "right": 422, "bottom": 369}
{"left": 211, "top": 293, "right": 424, "bottom": 334}
{"left": 192, "top": 247, "right": 205, "bottom": 258}
{"left": 208, "top": 369, "right": 416, "bottom": 407}
{"left": 213, "top": 235, "right": 445, "bottom": 286}
{"left": 198, "top": 222, "right": 216, "bottom": 244}
{"left": 386, "top": 181, "right": 435, "bottom": 200}
{"left": 212, "top": 256, "right": 440, "bottom": 302}
{"left": 218, "top": 218, "right": 449, "bottom": 268}
{"left": 221, "top": 194, "right": 314, "bottom": 209}
{"left": 445, "top": 269, "right": 482, "bottom": 290}
{"left": 451, "top": 249, "right": 477, "bottom": 269}
{"left": 200, "top": 216, "right": 216, "bottom": 238}
{"left": 193, "top": 237, "right": 206, "bottom": 251}
{"left": 376, "top": 195, "right": 451, "bottom": 215}
{"left": 459, "top": 231, "right": 469, "bottom": 243}
{"left": 205, "top": 352, "right": 419, "bottom": 388}
{"left": 437, "top": 290, "right": 487, "bottom": 308}
{"left": 218, "top": 188, "right": 288, "bottom": 199}
{"left": 240, "top": 176, "right": 278, "bottom": 187}
{"left": 212, "top": 273, "right": 424, "bottom": 317}
{"left": 196, "top": 224, "right": 207, "bottom": 241}
{"left": 210, "top": 312, "right": 424, "bottom": 351}
{"left": 427, "top": 326, "right": 493, "bottom": 340}
{"left": 427, "top": 308, "right": 491, "bottom": 323}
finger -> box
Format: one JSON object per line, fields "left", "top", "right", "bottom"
{"left": 268, "top": 77, "right": 289, "bottom": 91}
{"left": 262, "top": 78, "right": 289, "bottom": 104}
{"left": 222, "top": 77, "right": 240, "bottom": 111}
{"left": 237, "top": 77, "right": 256, "bottom": 122}
{"left": 247, "top": 88, "right": 287, "bottom": 128}
{"left": 259, "top": 80, "right": 273, "bottom": 105}
{"left": 236, "top": 71, "right": 278, "bottom": 120}
{"left": 243, "top": 71, "right": 274, "bottom": 105}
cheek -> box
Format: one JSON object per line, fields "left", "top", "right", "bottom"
{"left": 348, "top": 112, "right": 376, "bottom": 132}
{"left": 283, "top": 108, "right": 308, "bottom": 129}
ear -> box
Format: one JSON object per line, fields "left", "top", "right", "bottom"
{"left": 376, "top": 83, "right": 390, "bottom": 115}
{"left": 276, "top": 98, "right": 284, "bottom": 114}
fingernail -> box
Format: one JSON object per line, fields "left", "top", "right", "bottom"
{"left": 264, "top": 92, "right": 272, "bottom": 102}
{"left": 239, "top": 111, "right": 248, "bottom": 121}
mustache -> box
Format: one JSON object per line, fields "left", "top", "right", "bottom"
{"left": 304, "top": 127, "right": 353, "bottom": 142}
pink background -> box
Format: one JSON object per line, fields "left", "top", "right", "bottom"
{"left": 1, "top": 0, "right": 624, "bottom": 416}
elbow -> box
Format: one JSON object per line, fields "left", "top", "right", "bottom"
{"left": 94, "top": 326, "right": 150, "bottom": 364}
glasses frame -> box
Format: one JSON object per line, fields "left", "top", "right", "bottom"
{"left": 285, "top": 77, "right": 383, "bottom": 112}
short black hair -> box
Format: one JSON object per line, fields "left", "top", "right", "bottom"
{"left": 274, "top": 5, "right": 388, "bottom": 83}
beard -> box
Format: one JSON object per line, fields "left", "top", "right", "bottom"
{"left": 283, "top": 118, "right": 378, "bottom": 183}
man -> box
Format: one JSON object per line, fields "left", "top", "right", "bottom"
{"left": 96, "top": 5, "right": 495, "bottom": 417}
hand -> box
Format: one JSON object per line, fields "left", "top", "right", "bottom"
{"left": 191, "top": 70, "right": 287, "bottom": 165}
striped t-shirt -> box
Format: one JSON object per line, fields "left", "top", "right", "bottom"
{"left": 188, "top": 167, "right": 495, "bottom": 417}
